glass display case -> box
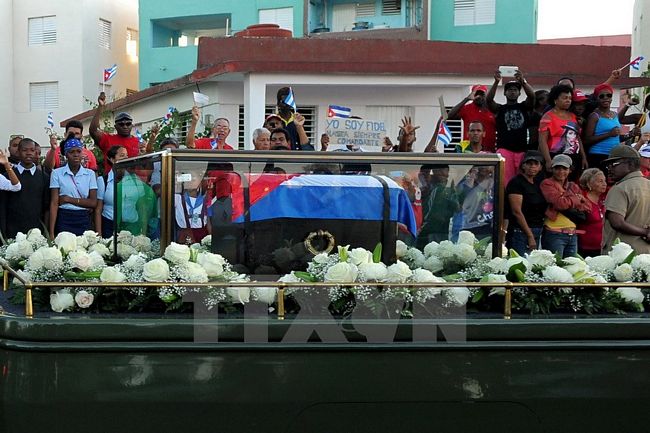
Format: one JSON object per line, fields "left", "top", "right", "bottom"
{"left": 114, "top": 150, "right": 505, "bottom": 275}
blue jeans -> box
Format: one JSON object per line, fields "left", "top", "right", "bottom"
{"left": 542, "top": 229, "right": 578, "bottom": 258}
{"left": 507, "top": 227, "right": 543, "bottom": 256}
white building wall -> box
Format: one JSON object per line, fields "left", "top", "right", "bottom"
{"left": 631, "top": 0, "right": 649, "bottom": 77}
{"left": 8, "top": 0, "right": 138, "bottom": 146}
{"left": 0, "top": 0, "right": 14, "bottom": 144}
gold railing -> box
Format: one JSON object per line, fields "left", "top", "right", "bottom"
{"left": 2, "top": 260, "right": 649, "bottom": 319}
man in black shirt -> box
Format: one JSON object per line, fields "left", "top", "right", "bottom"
{"left": 486, "top": 69, "right": 535, "bottom": 185}
{"left": 0, "top": 138, "right": 50, "bottom": 239}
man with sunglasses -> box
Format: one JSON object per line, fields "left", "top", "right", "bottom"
{"left": 602, "top": 145, "right": 650, "bottom": 254}
{"left": 90, "top": 92, "right": 144, "bottom": 173}
{"left": 186, "top": 106, "right": 234, "bottom": 150}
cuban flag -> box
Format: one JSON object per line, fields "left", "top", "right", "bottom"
{"left": 103, "top": 64, "right": 117, "bottom": 82}
{"left": 47, "top": 112, "right": 54, "bottom": 128}
{"left": 205, "top": 173, "right": 417, "bottom": 237}
{"left": 161, "top": 106, "right": 175, "bottom": 125}
{"left": 283, "top": 87, "right": 297, "bottom": 112}
{"left": 436, "top": 121, "right": 453, "bottom": 151}
{"left": 631, "top": 55, "right": 645, "bottom": 71}
{"left": 327, "top": 105, "right": 352, "bottom": 118}
{"left": 135, "top": 129, "right": 143, "bottom": 143}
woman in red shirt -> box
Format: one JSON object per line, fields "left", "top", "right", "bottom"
{"left": 577, "top": 168, "right": 607, "bottom": 257}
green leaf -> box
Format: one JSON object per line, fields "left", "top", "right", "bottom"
{"left": 471, "top": 290, "right": 484, "bottom": 303}
{"left": 506, "top": 262, "right": 527, "bottom": 282}
{"left": 623, "top": 251, "right": 636, "bottom": 264}
{"left": 443, "top": 273, "right": 461, "bottom": 282}
{"left": 475, "top": 236, "right": 492, "bottom": 255}
{"left": 372, "top": 243, "right": 382, "bottom": 263}
{"left": 508, "top": 248, "right": 520, "bottom": 258}
{"left": 294, "top": 271, "right": 318, "bottom": 283}
{"left": 513, "top": 268, "right": 526, "bottom": 282}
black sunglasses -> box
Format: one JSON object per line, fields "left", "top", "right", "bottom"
{"left": 598, "top": 93, "right": 613, "bottom": 99}
{"left": 115, "top": 121, "right": 132, "bottom": 127}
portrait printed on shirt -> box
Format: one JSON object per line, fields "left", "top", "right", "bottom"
{"left": 558, "top": 121, "right": 580, "bottom": 154}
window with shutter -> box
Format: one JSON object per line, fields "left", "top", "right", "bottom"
{"left": 99, "top": 19, "right": 112, "bottom": 49}
{"left": 382, "top": 0, "right": 401, "bottom": 15}
{"left": 454, "top": 0, "right": 495, "bottom": 26}
{"left": 30, "top": 82, "right": 58, "bottom": 111}
{"left": 28, "top": 16, "right": 56, "bottom": 46}
{"left": 258, "top": 7, "right": 294, "bottom": 33}
{"left": 356, "top": 2, "right": 376, "bottom": 18}
{"left": 238, "top": 105, "right": 317, "bottom": 149}
{"left": 126, "top": 28, "right": 138, "bottom": 57}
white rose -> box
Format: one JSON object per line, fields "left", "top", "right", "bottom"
{"left": 117, "top": 230, "right": 134, "bottom": 245}
{"left": 324, "top": 262, "right": 358, "bottom": 283}
{"left": 488, "top": 257, "right": 509, "bottom": 274}
{"left": 278, "top": 272, "right": 300, "bottom": 283}
{"left": 423, "top": 256, "right": 444, "bottom": 274}
{"left": 132, "top": 235, "right": 152, "bottom": 252}
{"left": 486, "top": 274, "right": 508, "bottom": 296}
{"left": 89, "top": 243, "right": 111, "bottom": 258}
{"left": 484, "top": 243, "right": 508, "bottom": 259}
{"left": 436, "top": 241, "right": 456, "bottom": 260}
{"left": 631, "top": 254, "right": 650, "bottom": 276}
{"left": 185, "top": 261, "right": 209, "bottom": 283}
{"left": 100, "top": 266, "right": 127, "bottom": 283}
{"left": 14, "top": 232, "right": 27, "bottom": 242}
{"left": 26, "top": 229, "right": 47, "bottom": 247}
{"left": 403, "top": 248, "right": 426, "bottom": 269}
{"left": 227, "top": 287, "right": 250, "bottom": 304}
{"left": 348, "top": 248, "right": 373, "bottom": 266}
{"left": 12, "top": 270, "right": 31, "bottom": 286}
{"left": 542, "top": 266, "right": 574, "bottom": 283}
{"left": 196, "top": 252, "right": 225, "bottom": 278}
{"left": 395, "top": 240, "right": 408, "bottom": 258}
{"left": 201, "top": 235, "right": 212, "bottom": 247}
{"left": 457, "top": 230, "right": 477, "bottom": 246}
{"left": 68, "top": 250, "right": 93, "bottom": 272}
{"left": 423, "top": 241, "right": 439, "bottom": 258}
{"left": 455, "top": 243, "right": 478, "bottom": 265}
{"left": 585, "top": 255, "right": 617, "bottom": 273}
{"left": 117, "top": 243, "right": 137, "bottom": 261}
{"left": 54, "top": 232, "right": 78, "bottom": 253}
{"left": 386, "top": 260, "right": 413, "bottom": 283}
{"left": 253, "top": 287, "right": 277, "bottom": 304}
{"left": 143, "top": 258, "right": 170, "bottom": 282}
{"left": 313, "top": 253, "right": 330, "bottom": 264}
{"left": 82, "top": 230, "right": 100, "bottom": 246}
{"left": 613, "top": 263, "right": 634, "bottom": 282}
{"left": 526, "top": 249, "right": 557, "bottom": 268}
{"left": 411, "top": 268, "right": 438, "bottom": 283}
{"left": 76, "top": 235, "right": 89, "bottom": 250}
{"left": 563, "top": 257, "right": 588, "bottom": 276}
{"left": 74, "top": 290, "right": 94, "bottom": 309}
{"left": 616, "top": 287, "right": 644, "bottom": 306}
{"left": 609, "top": 242, "right": 634, "bottom": 264}
{"left": 359, "top": 262, "right": 388, "bottom": 282}
{"left": 5, "top": 240, "right": 33, "bottom": 260}
{"left": 164, "top": 242, "right": 191, "bottom": 265}
{"left": 446, "top": 287, "right": 470, "bottom": 306}
{"left": 50, "top": 289, "right": 75, "bottom": 313}
{"left": 27, "top": 247, "right": 63, "bottom": 271}
{"left": 124, "top": 254, "right": 147, "bottom": 270}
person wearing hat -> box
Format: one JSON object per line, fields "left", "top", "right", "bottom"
{"left": 486, "top": 68, "right": 535, "bottom": 184}
{"left": 505, "top": 150, "right": 547, "bottom": 255}
{"left": 448, "top": 83, "right": 497, "bottom": 153}
{"left": 638, "top": 143, "right": 650, "bottom": 178}
{"left": 90, "top": 92, "right": 149, "bottom": 174}
{"left": 584, "top": 83, "right": 622, "bottom": 170}
{"left": 602, "top": 145, "right": 650, "bottom": 254}
{"left": 570, "top": 89, "right": 589, "bottom": 130}
{"left": 540, "top": 154, "right": 591, "bottom": 258}
{"left": 49, "top": 137, "right": 98, "bottom": 237}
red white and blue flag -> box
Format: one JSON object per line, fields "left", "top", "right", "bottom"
{"left": 103, "top": 64, "right": 117, "bottom": 82}
{"left": 631, "top": 55, "right": 645, "bottom": 71}
{"left": 283, "top": 87, "right": 297, "bottom": 112}
{"left": 205, "top": 174, "right": 417, "bottom": 236}
{"left": 327, "top": 105, "right": 352, "bottom": 118}
{"left": 161, "top": 106, "right": 175, "bottom": 125}
{"left": 135, "top": 129, "right": 143, "bottom": 143}
{"left": 436, "top": 120, "right": 453, "bottom": 150}
{"left": 47, "top": 112, "right": 54, "bottom": 128}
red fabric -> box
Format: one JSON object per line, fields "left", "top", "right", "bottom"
{"left": 577, "top": 191, "right": 605, "bottom": 251}
{"left": 98, "top": 133, "right": 139, "bottom": 173}
{"left": 458, "top": 103, "right": 496, "bottom": 152}
{"left": 593, "top": 83, "right": 614, "bottom": 97}
{"left": 540, "top": 178, "right": 591, "bottom": 221}
{"left": 538, "top": 111, "right": 579, "bottom": 154}
{"left": 194, "top": 138, "right": 234, "bottom": 150}
{"left": 49, "top": 147, "right": 98, "bottom": 171}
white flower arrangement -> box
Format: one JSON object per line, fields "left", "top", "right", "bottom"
{"left": 609, "top": 242, "right": 634, "bottom": 264}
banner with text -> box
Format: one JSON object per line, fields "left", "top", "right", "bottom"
{"left": 325, "top": 118, "right": 387, "bottom": 151}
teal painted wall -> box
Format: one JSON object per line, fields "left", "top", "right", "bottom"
{"left": 139, "top": 0, "right": 305, "bottom": 88}
{"left": 429, "top": 0, "right": 537, "bottom": 44}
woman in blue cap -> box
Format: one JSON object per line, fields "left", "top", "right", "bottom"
{"left": 49, "top": 137, "right": 98, "bottom": 237}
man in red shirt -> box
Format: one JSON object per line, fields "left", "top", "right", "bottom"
{"left": 448, "top": 84, "right": 497, "bottom": 153}
{"left": 90, "top": 92, "right": 145, "bottom": 173}
{"left": 186, "top": 106, "right": 234, "bottom": 150}
{"left": 45, "top": 120, "right": 98, "bottom": 172}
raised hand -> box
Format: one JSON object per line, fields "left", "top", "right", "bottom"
{"left": 294, "top": 112, "right": 305, "bottom": 127}
{"left": 400, "top": 116, "right": 420, "bottom": 136}
{"left": 494, "top": 70, "right": 502, "bottom": 82}
{"left": 191, "top": 105, "right": 200, "bottom": 124}
{"left": 98, "top": 92, "right": 106, "bottom": 107}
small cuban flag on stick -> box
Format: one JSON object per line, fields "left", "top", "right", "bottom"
{"left": 435, "top": 119, "right": 453, "bottom": 153}
{"left": 327, "top": 105, "right": 352, "bottom": 118}
{"left": 161, "top": 106, "right": 175, "bottom": 125}
{"left": 283, "top": 87, "right": 297, "bottom": 112}
{"left": 619, "top": 55, "right": 645, "bottom": 71}
{"left": 47, "top": 112, "right": 54, "bottom": 128}
{"left": 103, "top": 64, "right": 117, "bottom": 82}
{"left": 135, "top": 129, "right": 143, "bottom": 143}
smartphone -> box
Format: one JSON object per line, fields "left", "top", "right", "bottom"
{"left": 498, "top": 65, "right": 518, "bottom": 77}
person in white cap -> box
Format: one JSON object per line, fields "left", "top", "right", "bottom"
{"left": 638, "top": 143, "right": 650, "bottom": 179}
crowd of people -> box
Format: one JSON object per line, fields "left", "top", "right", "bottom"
{"left": 1, "top": 74, "right": 650, "bottom": 257}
